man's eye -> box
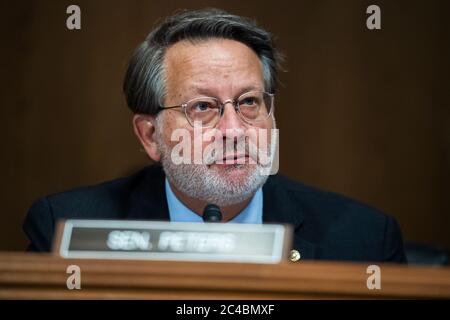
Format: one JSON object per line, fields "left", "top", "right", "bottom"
{"left": 240, "top": 97, "right": 257, "bottom": 106}
{"left": 192, "top": 102, "right": 212, "bottom": 112}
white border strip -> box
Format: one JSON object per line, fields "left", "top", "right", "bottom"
{"left": 59, "top": 219, "right": 286, "bottom": 264}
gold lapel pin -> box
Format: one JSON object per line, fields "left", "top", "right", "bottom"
{"left": 290, "top": 249, "right": 301, "bottom": 262}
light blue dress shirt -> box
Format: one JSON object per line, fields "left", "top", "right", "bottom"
{"left": 165, "top": 178, "right": 263, "bottom": 224}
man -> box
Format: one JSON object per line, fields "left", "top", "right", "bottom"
{"left": 23, "top": 8, "right": 407, "bottom": 263}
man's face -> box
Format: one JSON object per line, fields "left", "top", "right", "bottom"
{"left": 155, "top": 38, "right": 275, "bottom": 205}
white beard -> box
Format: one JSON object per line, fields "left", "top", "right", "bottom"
{"left": 154, "top": 119, "right": 274, "bottom": 206}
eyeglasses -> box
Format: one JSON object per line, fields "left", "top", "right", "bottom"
{"left": 157, "top": 90, "right": 274, "bottom": 128}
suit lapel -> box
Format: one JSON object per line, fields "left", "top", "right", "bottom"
{"left": 127, "top": 165, "right": 170, "bottom": 221}
{"left": 263, "top": 175, "right": 319, "bottom": 260}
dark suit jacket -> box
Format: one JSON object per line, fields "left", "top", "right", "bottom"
{"left": 23, "top": 165, "right": 407, "bottom": 263}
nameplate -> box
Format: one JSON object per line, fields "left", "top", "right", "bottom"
{"left": 54, "top": 219, "right": 292, "bottom": 264}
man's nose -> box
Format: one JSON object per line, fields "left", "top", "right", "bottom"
{"left": 215, "top": 101, "right": 246, "bottom": 134}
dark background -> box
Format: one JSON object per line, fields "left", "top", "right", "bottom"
{"left": 1, "top": 0, "right": 449, "bottom": 251}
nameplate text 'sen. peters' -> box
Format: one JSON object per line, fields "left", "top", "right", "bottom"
{"left": 53, "top": 219, "right": 293, "bottom": 264}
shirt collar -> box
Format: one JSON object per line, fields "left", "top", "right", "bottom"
{"left": 165, "top": 178, "right": 263, "bottom": 224}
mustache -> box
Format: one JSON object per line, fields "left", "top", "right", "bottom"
{"left": 204, "top": 139, "right": 268, "bottom": 166}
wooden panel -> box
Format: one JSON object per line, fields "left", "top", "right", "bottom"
{"left": 0, "top": 253, "right": 449, "bottom": 299}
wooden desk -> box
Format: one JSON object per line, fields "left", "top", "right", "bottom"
{"left": 0, "top": 252, "right": 449, "bottom": 299}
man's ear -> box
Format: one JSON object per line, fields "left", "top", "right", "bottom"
{"left": 133, "top": 114, "right": 161, "bottom": 162}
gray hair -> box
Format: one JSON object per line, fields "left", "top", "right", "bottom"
{"left": 123, "top": 8, "right": 283, "bottom": 115}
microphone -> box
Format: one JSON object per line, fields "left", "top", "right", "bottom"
{"left": 202, "top": 204, "right": 222, "bottom": 222}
